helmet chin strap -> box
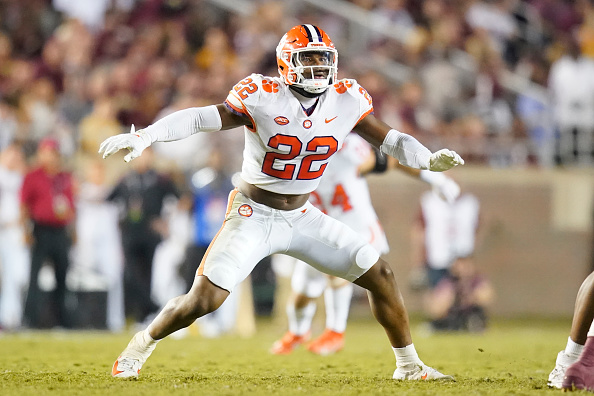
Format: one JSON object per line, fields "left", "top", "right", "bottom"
{"left": 289, "top": 85, "right": 326, "bottom": 98}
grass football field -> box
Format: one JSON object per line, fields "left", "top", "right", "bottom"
{"left": 0, "top": 316, "right": 577, "bottom": 395}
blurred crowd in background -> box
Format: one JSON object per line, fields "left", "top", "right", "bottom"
{"left": 2, "top": 0, "right": 594, "bottom": 171}
{"left": 0, "top": 0, "right": 593, "bottom": 331}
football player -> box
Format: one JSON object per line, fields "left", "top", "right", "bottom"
{"left": 100, "top": 24, "right": 463, "bottom": 380}
{"left": 270, "top": 133, "right": 460, "bottom": 356}
{"left": 548, "top": 271, "right": 594, "bottom": 390}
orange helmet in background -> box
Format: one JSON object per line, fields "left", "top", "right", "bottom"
{"left": 276, "top": 24, "right": 338, "bottom": 94}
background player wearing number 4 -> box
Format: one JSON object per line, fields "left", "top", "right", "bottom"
{"left": 99, "top": 24, "right": 464, "bottom": 381}
{"left": 271, "top": 133, "right": 460, "bottom": 355}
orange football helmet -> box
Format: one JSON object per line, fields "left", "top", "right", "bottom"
{"left": 276, "top": 24, "right": 338, "bottom": 94}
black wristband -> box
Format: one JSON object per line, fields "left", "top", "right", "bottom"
{"left": 371, "top": 148, "right": 388, "bottom": 174}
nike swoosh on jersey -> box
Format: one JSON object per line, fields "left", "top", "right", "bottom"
{"left": 325, "top": 116, "right": 338, "bottom": 123}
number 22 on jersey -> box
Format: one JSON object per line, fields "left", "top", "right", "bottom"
{"left": 262, "top": 134, "right": 338, "bottom": 180}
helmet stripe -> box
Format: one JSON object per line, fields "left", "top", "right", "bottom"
{"left": 301, "top": 24, "right": 313, "bottom": 42}
{"left": 302, "top": 24, "right": 321, "bottom": 43}
{"left": 312, "top": 26, "right": 323, "bottom": 42}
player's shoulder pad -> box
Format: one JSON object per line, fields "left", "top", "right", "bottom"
{"left": 331, "top": 78, "right": 361, "bottom": 94}
{"left": 331, "top": 78, "right": 373, "bottom": 106}
{"left": 228, "top": 73, "right": 282, "bottom": 106}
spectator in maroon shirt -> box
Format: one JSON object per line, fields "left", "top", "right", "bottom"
{"left": 21, "top": 137, "right": 75, "bottom": 328}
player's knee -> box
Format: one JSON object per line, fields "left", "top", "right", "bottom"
{"left": 293, "top": 293, "right": 312, "bottom": 309}
{"left": 367, "top": 259, "right": 396, "bottom": 287}
{"left": 353, "top": 258, "right": 396, "bottom": 292}
{"left": 375, "top": 260, "right": 395, "bottom": 282}
{"left": 182, "top": 279, "right": 228, "bottom": 319}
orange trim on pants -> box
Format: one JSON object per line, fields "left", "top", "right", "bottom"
{"left": 196, "top": 188, "right": 239, "bottom": 277}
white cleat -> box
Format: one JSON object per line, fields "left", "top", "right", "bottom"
{"left": 112, "top": 355, "right": 142, "bottom": 378}
{"left": 393, "top": 364, "right": 454, "bottom": 381}
{"left": 547, "top": 351, "right": 570, "bottom": 389}
{"left": 111, "top": 330, "right": 157, "bottom": 379}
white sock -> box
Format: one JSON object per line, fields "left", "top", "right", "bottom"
{"left": 287, "top": 301, "right": 316, "bottom": 336}
{"left": 393, "top": 344, "right": 423, "bottom": 369}
{"left": 142, "top": 329, "right": 158, "bottom": 345}
{"left": 324, "top": 284, "right": 353, "bottom": 333}
{"left": 565, "top": 336, "right": 584, "bottom": 360}
{"left": 125, "top": 329, "right": 160, "bottom": 363}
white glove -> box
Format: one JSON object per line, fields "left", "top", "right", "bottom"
{"left": 98, "top": 125, "right": 152, "bottom": 162}
{"left": 428, "top": 149, "right": 464, "bottom": 171}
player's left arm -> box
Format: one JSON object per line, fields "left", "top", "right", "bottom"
{"left": 357, "top": 140, "right": 460, "bottom": 203}
{"left": 353, "top": 113, "right": 464, "bottom": 172}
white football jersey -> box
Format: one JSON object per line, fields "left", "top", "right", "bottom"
{"left": 225, "top": 74, "right": 374, "bottom": 194}
{"left": 0, "top": 166, "right": 23, "bottom": 225}
{"left": 420, "top": 191, "right": 480, "bottom": 269}
{"left": 310, "top": 133, "right": 389, "bottom": 255}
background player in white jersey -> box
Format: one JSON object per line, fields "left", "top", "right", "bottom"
{"left": 73, "top": 160, "right": 125, "bottom": 332}
{"left": 271, "top": 133, "right": 460, "bottom": 355}
{"left": 0, "top": 144, "right": 30, "bottom": 331}
{"left": 412, "top": 188, "right": 493, "bottom": 333}
{"left": 99, "top": 24, "right": 463, "bottom": 381}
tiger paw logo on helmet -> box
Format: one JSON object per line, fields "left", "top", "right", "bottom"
{"left": 276, "top": 24, "right": 338, "bottom": 94}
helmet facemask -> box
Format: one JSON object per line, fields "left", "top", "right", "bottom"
{"left": 280, "top": 47, "right": 338, "bottom": 94}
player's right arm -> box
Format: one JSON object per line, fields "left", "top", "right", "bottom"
{"left": 99, "top": 104, "right": 250, "bottom": 162}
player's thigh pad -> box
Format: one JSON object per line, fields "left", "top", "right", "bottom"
{"left": 198, "top": 190, "right": 272, "bottom": 292}
{"left": 287, "top": 206, "right": 379, "bottom": 282}
{"left": 290, "top": 259, "right": 328, "bottom": 298}
{"left": 335, "top": 210, "right": 390, "bottom": 256}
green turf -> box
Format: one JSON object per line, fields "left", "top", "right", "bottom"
{"left": 0, "top": 317, "right": 578, "bottom": 395}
